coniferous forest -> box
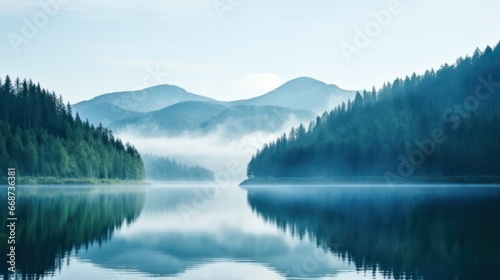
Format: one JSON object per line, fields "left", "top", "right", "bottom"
{"left": 0, "top": 76, "right": 145, "bottom": 181}
{"left": 247, "top": 43, "right": 500, "bottom": 181}
{"left": 142, "top": 154, "right": 214, "bottom": 181}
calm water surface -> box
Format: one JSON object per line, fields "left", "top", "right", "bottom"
{"left": 1, "top": 184, "right": 500, "bottom": 280}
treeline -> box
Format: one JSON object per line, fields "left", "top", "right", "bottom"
{"left": 142, "top": 154, "right": 214, "bottom": 181}
{"left": 247, "top": 43, "right": 500, "bottom": 180}
{"left": 0, "top": 76, "right": 145, "bottom": 180}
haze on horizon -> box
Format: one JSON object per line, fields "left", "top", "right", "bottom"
{"left": 1, "top": 0, "right": 499, "bottom": 104}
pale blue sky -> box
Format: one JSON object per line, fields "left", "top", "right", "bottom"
{"left": 1, "top": 0, "right": 499, "bottom": 104}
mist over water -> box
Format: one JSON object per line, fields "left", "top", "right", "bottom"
{"left": 115, "top": 118, "right": 304, "bottom": 180}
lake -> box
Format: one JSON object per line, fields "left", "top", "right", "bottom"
{"left": 1, "top": 184, "right": 500, "bottom": 280}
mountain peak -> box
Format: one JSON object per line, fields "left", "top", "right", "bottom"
{"left": 286, "top": 76, "right": 326, "bottom": 84}
{"left": 142, "top": 84, "right": 185, "bottom": 92}
{"left": 230, "top": 77, "right": 354, "bottom": 113}
{"left": 74, "top": 84, "right": 215, "bottom": 114}
{"left": 278, "top": 77, "right": 340, "bottom": 91}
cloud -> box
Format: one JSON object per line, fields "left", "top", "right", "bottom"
{"left": 234, "top": 73, "right": 283, "bottom": 97}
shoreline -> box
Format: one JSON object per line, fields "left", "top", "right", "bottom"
{"left": 240, "top": 176, "right": 500, "bottom": 186}
{"left": 1, "top": 176, "right": 150, "bottom": 186}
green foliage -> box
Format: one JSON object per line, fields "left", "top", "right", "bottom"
{"left": 0, "top": 77, "right": 145, "bottom": 180}
{"left": 142, "top": 153, "right": 214, "bottom": 181}
{"left": 247, "top": 43, "right": 500, "bottom": 179}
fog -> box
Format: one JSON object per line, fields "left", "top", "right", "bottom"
{"left": 115, "top": 118, "right": 305, "bottom": 182}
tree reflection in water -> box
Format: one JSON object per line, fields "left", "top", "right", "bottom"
{"left": 247, "top": 186, "right": 500, "bottom": 280}
{"left": 0, "top": 186, "right": 145, "bottom": 280}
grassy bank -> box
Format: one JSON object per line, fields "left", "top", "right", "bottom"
{"left": 0, "top": 176, "right": 149, "bottom": 185}
{"left": 240, "top": 176, "right": 500, "bottom": 186}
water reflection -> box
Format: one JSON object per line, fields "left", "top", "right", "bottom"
{"left": 3, "top": 185, "right": 500, "bottom": 280}
{"left": 247, "top": 186, "right": 500, "bottom": 280}
{"left": 77, "top": 185, "right": 351, "bottom": 279}
{"left": 0, "top": 186, "right": 145, "bottom": 280}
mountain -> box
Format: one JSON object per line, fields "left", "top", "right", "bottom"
{"left": 110, "top": 101, "right": 314, "bottom": 136}
{"left": 110, "top": 101, "right": 228, "bottom": 135}
{"left": 74, "top": 78, "right": 355, "bottom": 127}
{"left": 230, "top": 77, "right": 356, "bottom": 114}
{"left": 247, "top": 43, "right": 500, "bottom": 181}
{"left": 73, "top": 84, "right": 215, "bottom": 115}
{"left": 71, "top": 102, "right": 143, "bottom": 126}
{"left": 73, "top": 77, "right": 353, "bottom": 137}
{"left": 201, "top": 105, "right": 314, "bottom": 135}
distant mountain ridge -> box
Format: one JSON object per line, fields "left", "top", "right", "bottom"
{"left": 230, "top": 77, "right": 356, "bottom": 113}
{"left": 109, "top": 101, "right": 228, "bottom": 135}
{"left": 75, "top": 84, "right": 215, "bottom": 113}
{"left": 110, "top": 102, "right": 314, "bottom": 136}
{"left": 70, "top": 102, "right": 142, "bottom": 126}
{"left": 73, "top": 77, "right": 355, "bottom": 136}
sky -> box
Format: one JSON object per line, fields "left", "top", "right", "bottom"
{"left": 1, "top": 0, "right": 499, "bottom": 104}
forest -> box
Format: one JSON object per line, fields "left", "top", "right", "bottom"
{"left": 142, "top": 154, "right": 214, "bottom": 181}
{"left": 0, "top": 76, "right": 145, "bottom": 181}
{"left": 247, "top": 43, "right": 500, "bottom": 181}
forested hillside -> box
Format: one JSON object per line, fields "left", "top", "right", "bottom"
{"left": 247, "top": 43, "right": 500, "bottom": 181}
{"left": 0, "top": 76, "right": 145, "bottom": 180}
{"left": 142, "top": 154, "right": 214, "bottom": 181}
